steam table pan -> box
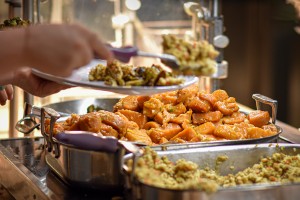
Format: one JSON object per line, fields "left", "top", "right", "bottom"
{"left": 123, "top": 143, "right": 300, "bottom": 200}
{"left": 15, "top": 94, "right": 282, "bottom": 190}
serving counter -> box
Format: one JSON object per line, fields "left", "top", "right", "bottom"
{"left": 0, "top": 120, "right": 299, "bottom": 200}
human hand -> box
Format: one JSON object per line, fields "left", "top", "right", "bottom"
{"left": 0, "top": 85, "right": 13, "bottom": 105}
{"left": 24, "top": 24, "right": 114, "bottom": 77}
{"left": 11, "top": 68, "right": 71, "bottom": 97}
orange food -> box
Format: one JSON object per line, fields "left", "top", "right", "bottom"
{"left": 176, "top": 84, "right": 199, "bottom": 104}
{"left": 136, "top": 96, "right": 151, "bottom": 110}
{"left": 125, "top": 129, "right": 152, "bottom": 145}
{"left": 212, "top": 89, "right": 229, "bottom": 102}
{"left": 148, "top": 123, "right": 182, "bottom": 143}
{"left": 99, "top": 123, "right": 119, "bottom": 138}
{"left": 152, "top": 91, "right": 178, "bottom": 105}
{"left": 214, "top": 124, "right": 244, "bottom": 140}
{"left": 47, "top": 84, "right": 278, "bottom": 146}
{"left": 214, "top": 97, "right": 239, "bottom": 115}
{"left": 192, "top": 111, "right": 223, "bottom": 125}
{"left": 222, "top": 112, "right": 246, "bottom": 125}
{"left": 194, "top": 122, "right": 216, "bottom": 135}
{"left": 185, "top": 96, "right": 212, "bottom": 113}
{"left": 113, "top": 95, "right": 140, "bottom": 112}
{"left": 77, "top": 112, "right": 102, "bottom": 133}
{"left": 170, "top": 109, "right": 192, "bottom": 125}
{"left": 248, "top": 110, "right": 270, "bottom": 127}
{"left": 171, "top": 127, "right": 197, "bottom": 141}
{"left": 117, "top": 109, "right": 148, "bottom": 129}
{"left": 143, "top": 98, "right": 163, "bottom": 118}
{"left": 165, "top": 102, "right": 187, "bottom": 116}
{"left": 143, "top": 121, "right": 161, "bottom": 130}
{"left": 247, "top": 127, "right": 272, "bottom": 139}
{"left": 198, "top": 91, "right": 217, "bottom": 107}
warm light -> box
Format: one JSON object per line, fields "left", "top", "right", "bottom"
{"left": 125, "top": 0, "right": 141, "bottom": 11}
{"left": 112, "top": 14, "right": 130, "bottom": 28}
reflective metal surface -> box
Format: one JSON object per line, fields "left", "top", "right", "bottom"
{"left": 46, "top": 144, "right": 125, "bottom": 190}
{"left": 124, "top": 143, "right": 300, "bottom": 200}
{"left": 0, "top": 136, "right": 297, "bottom": 199}
{"left": 0, "top": 137, "right": 125, "bottom": 199}
{"left": 44, "top": 98, "right": 119, "bottom": 114}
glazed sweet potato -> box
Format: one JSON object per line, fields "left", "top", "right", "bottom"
{"left": 214, "top": 97, "right": 239, "bottom": 115}
{"left": 63, "top": 114, "right": 80, "bottom": 130}
{"left": 192, "top": 111, "right": 223, "bottom": 125}
{"left": 117, "top": 109, "right": 148, "bottom": 129}
{"left": 77, "top": 112, "right": 102, "bottom": 133}
{"left": 98, "top": 123, "right": 119, "bottom": 138}
{"left": 177, "top": 84, "right": 199, "bottom": 104}
{"left": 148, "top": 123, "right": 182, "bottom": 143}
{"left": 125, "top": 129, "right": 152, "bottom": 145}
{"left": 152, "top": 91, "right": 178, "bottom": 105}
{"left": 143, "top": 98, "right": 163, "bottom": 118}
{"left": 185, "top": 96, "right": 212, "bottom": 113}
{"left": 194, "top": 122, "right": 216, "bottom": 135}
{"left": 96, "top": 110, "right": 130, "bottom": 134}
{"left": 165, "top": 102, "right": 187, "bottom": 116}
{"left": 170, "top": 127, "right": 197, "bottom": 141}
{"left": 214, "top": 124, "right": 244, "bottom": 140}
{"left": 211, "top": 89, "right": 229, "bottom": 102}
{"left": 248, "top": 110, "right": 270, "bottom": 127}
{"left": 198, "top": 91, "right": 217, "bottom": 107}
{"left": 48, "top": 83, "right": 278, "bottom": 146}
{"left": 136, "top": 96, "right": 151, "bottom": 110}
{"left": 169, "top": 109, "right": 192, "bottom": 125}
{"left": 247, "top": 127, "right": 272, "bottom": 139}
{"left": 143, "top": 121, "right": 161, "bottom": 130}
{"left": 113, "top": 95, "right": 140, "bottom": 112}
{"left": 221, "top": 112, "right": 246, "bottom": 125}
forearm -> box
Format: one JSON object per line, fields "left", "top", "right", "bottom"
{"left": 0, "top": 28, "right": 28, "bottom": 75}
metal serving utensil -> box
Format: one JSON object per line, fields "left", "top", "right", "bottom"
{"left": 107, "top": 46, "right": 181, "bottom": 70}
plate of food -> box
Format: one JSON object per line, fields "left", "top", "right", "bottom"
{"left": 32, "top": 59, "right": 198, "bottom": 95}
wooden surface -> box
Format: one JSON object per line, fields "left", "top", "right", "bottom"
{"left": 277, "top": 121, "right": 300, "bottom": 144}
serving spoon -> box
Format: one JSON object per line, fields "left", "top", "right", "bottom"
{"left": 106, "top": 46, "right": 181, "bottom": 70}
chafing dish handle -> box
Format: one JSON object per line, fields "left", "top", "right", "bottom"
{"left": 54, "top": 133, "right": 119, "bottom": 153}
{"left": 252, "top": 94, "right": 278, "bottom": 124}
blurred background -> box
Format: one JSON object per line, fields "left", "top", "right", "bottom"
{"left": 0, "top": 0, "right": 299, "bottom": 137}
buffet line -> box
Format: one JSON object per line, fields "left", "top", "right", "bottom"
{"left": 1, "top": 84, "right": 300, "bottom": 200}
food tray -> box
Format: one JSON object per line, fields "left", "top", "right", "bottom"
{"left": 15, "top": 93, "right": 282, "bottom": 190}
{"left": 123, "top": 143, "right": 300, "bottom": 200}
{"left": 45, "top": 94, "right": 282, "bottom": 150}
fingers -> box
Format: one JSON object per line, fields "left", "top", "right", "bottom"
{"left": 0, "top": 85, "right": 14, "bottom": 106}
{"left": 89, "top": 33, "right": 114, "bottom": 61}
{"left": 71, "top": 24, "right": 114, "bottom": 61}
{"left": 5, "top": 84, "right": 14, "bottom": 100}
{"left": 13, "top": 68, "right": 72, "bottom": 97}
{"left": 0, "top": 90, "right": 8, "bottom": 106}
{"left": 22, "top": 24, "right": 114, "bottom": 81}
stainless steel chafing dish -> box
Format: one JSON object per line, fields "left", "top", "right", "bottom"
{"left": 39, "top": 106, "right": 144, "bottom": 190}
{"left": 123, "top": 143, "right": 300, "bottom": 200}
{"left": 14, "top": 93, "right": 282, "bottom": 190}
{"left": 15, "top": 99, "right": 141, "bottom": 190}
